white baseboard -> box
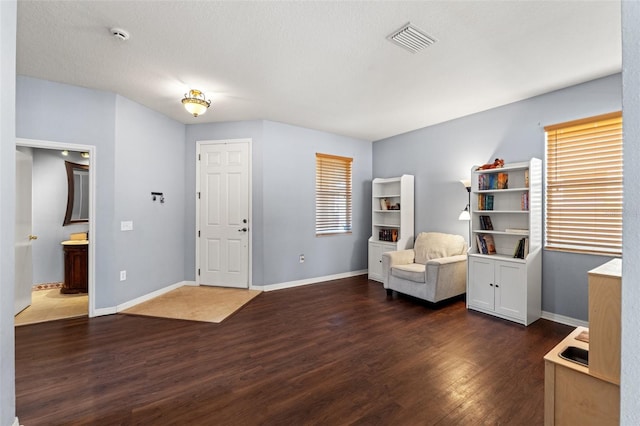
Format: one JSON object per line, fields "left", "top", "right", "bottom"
{"left": 93, "top": 306, "right": 117, "bottom": 317}
{"left": 92, "top": 281, "right": 191, "bottom": 316}
{"left": 542, "top": 310, "right": 588, "bottom": 328}
{"left": 253, "top": 270, "right": 367, "bottom": 292}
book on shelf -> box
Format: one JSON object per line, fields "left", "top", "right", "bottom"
{"left": 479, "top": 215, "right": 494, "bottom": 230}
{"left": 477, "top": 194, "right": 494, "bottom": 211}
{"left": 497, "top": 173, "right": 509, "bottom": 189}
{"left": 476, "top": 234, "right": 496, "bottom": 255}
{"left": 478, "top": 175, "right": 487, "bottom": 190}
{"left": 513, "top": 237, "right": 529, "bottom": 259}
{"left": 525, "top": 170, "right": 529, "bottom": 188}
{"left": 483, "top": 234, "right": 497, "bottom": 254}
{"left": 521, "top": 192, "right": 529, "bottom": 210}
{"left": 476, "top": 234, "right": 487, "bottom": 254}
{"left": 488, "top": 174, "right": 497, "bottom": 189}
{"left": 485, "top": 194, "right": 494, "bottom": 210}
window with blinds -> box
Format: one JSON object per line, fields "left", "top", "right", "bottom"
{"left": 316, "top": 153, "right": 353, "bottom": 236}
{"left": 544, "top": 112, "right": 623, "bottom": 255}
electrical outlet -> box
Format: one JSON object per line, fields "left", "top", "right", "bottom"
{"left": 120, "top": 270, "right": 127, "bottom": 281}
{"left": 299, "top": 254, "right": 305, "bottom": 263}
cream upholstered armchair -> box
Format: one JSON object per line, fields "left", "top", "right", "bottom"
{"left": 382, "top": 232, "right": 468, "bottom": 303}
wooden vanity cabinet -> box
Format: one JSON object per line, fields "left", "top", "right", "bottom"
{"left": 61, "top": 244, "right": 88, "bottom": 293}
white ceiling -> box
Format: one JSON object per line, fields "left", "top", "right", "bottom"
{"left": 16, "top": 1, "right": 621, "bottom": 142}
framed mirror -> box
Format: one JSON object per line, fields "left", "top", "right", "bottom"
{"left": 63, "top": 161, "right": 89, "bottom": 226}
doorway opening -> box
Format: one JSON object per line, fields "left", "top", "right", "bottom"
{"left": 15, "top": 138, "right": 96, "bottom": 323}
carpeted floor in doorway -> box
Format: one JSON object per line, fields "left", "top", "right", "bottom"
{"left": 120, "top": 286, "right": 262, "bottom": 323}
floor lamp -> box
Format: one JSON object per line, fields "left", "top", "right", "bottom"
{"left": 458, "top": 179, "right": 471, "bottom": 247}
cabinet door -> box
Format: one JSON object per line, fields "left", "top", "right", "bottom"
{"left": 368, "top": 243, "right": 389, "bottom": 282}
{"left": 494, "top": 261, "right": 525, "bottom": 320}
{"left": 468, "top": 256, "right": 495, "bottom": 311}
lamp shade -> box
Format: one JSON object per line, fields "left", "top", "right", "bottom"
{"left": 458, "top": 206, "right": 470, "bottom": 221}
{"left": 181, "top": 89, "right": 211, "bottom": 117}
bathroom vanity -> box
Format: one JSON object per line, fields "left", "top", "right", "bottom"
{"left": 61, "top": 237, "right": 88, "bottom": 294}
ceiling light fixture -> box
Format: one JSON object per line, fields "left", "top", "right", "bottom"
{"left": 80, "top": 152, "right": 90, "bottom": 159}
{"left": 61, "top": 150, "right": 69, "bottom": 156}
{"left": 181, "top": 89, "right": 211, "bottom": 117}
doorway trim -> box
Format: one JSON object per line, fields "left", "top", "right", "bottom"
{"left": 195, "top": 138, "right": 253, "bottom": 289}
{"left": 16, "top": 138, "right": 97, "bottom": 318}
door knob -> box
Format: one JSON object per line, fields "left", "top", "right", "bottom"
{"left": 238, "top": 228, "right": 248, "bottom": 232}
{"left": 28, "top": 235, "right": 38, "bottom": 241}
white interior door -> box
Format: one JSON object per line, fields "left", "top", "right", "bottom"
{"left": 198, "top": 141, "right": 249, "bottom": 288}
{"left": 15, "top": 149, "right": 33, "bottom": 315}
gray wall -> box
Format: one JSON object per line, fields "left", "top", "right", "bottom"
{"left": 261, "top": 121, "right": 371, "bottom": 284}
{"left": 185, "top": 120, "right": 372, "bottom": 287}
{"left": 16, "top": 77, "right": 187, "bottom": 309}
{"left": 113, "top": 95, "right": 186, "bottom": 303}
{"left": 31, "top": 149, "right": 89, "bottom": 284}
{"left": 621, "top": 1, "right": 640, "bottom": 422}
{"left": 373, "top": 74, "right": 622, "bottom": 321}
{"left": 16, "top": 76, "right": 117, "bottom": 309}
{"left": 0, "top": 1, "right": 16, "bottom": 424}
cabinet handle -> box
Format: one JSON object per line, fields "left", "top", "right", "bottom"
{"left": 495, "top": 284, "right": 500, "bottom": 288}
{"left": 489, "top": 283, "right": 494, "bottom": 287}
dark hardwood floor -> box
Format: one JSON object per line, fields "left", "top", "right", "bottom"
{"left": 15, "top": 275, "right": 572, "bottom": 425}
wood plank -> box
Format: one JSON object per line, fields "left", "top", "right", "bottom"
{"left": 15, "top": 275, "right": 572, "bottom": 425}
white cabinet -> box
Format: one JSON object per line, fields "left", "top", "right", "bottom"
{"left": 368, "top": 175, "right": 414, "bottom": 282}
{"left": 368, "top": 242, "right": 389, "bottom": 282}
{"left": 466, "top": 159, "right": 542, "bottom": 325}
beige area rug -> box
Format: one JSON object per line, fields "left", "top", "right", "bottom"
{"left": 121, "top": 286, "right": 262, "bottom": 323}
{"left": 15, "top": 288, "right": 88, "bottom": 326}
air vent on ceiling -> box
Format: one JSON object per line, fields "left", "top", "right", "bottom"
{"left": 387, "top": 22, "right": 436, "bottom": 54}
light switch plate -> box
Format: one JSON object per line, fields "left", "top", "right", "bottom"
{"left": 121, "top": 221, "right": 133, "bottom": 231}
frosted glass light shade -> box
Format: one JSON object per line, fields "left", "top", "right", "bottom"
{"left": 458, "top": 207, "right": 470, "bottom": 221}
{"left": 181, "top": 89, "right": 211, "bottom": 117}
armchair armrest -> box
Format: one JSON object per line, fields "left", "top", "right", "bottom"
{"left": 425, "top": 254, "right": 468, "bottom": 300}
{"left": 381, "top": 249, "right": 415, "bottom": 288}
{"left": 425, "top": 254, "right": 467, "bottom": 266}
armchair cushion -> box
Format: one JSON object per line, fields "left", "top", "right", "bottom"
{"left": 391, "top": 263, "right": 426, "bottom": 283}
{"left": 414, "top": 232, "right": 466, "bottom": 264}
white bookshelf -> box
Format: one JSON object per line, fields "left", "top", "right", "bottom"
{"left": 466, "top": 159, "right": 542, "bottom": 325}
{"left": 368, "top": 175, "right": 414, "bottom": 282}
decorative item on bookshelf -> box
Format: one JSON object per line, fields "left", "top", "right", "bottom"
{"left": 476, "top": 158, "right": 505, "bottom": 170}
{"left": 380, "top": 198, "right": 388, "bottom": 210}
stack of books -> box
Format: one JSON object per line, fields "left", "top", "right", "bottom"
{"left": 476, "top": 234, "right": 496, "bottom": 255}
{"left": 513, "top": 237, "right": 529, "bottom": 259}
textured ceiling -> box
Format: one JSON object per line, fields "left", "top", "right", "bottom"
{"left": 16, "top": 1, "right": 621, "bottom": 141}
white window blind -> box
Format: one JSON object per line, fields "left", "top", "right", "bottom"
{"left": 316, "top": 153, "right": 353, "bottom": 236}
{"left": 545, "top": 112, "right": 623, "bottom": 255}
